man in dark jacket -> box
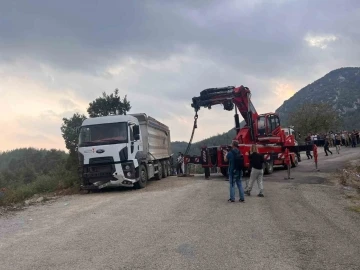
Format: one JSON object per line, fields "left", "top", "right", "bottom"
{"left": 305, "top": 133, "right": 313, "bottom": 159}
{"left": 324, "top": 137, "right": 333, "bottom": 155}
{"left": 224, "top": 140, "right": 245, "bottom": 203}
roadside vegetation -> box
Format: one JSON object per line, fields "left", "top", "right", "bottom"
{"left": 0, "top": 148, "right": 78, "bottom": 206}
{"left": 338, "top": 159, "right": 360, "bottom": 213}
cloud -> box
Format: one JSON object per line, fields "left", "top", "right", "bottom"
{"left": 304, "top": 34, "right": 338, "bottom": 49}
{"left": 0, "top": 0, "right": 360, "bottom": 151}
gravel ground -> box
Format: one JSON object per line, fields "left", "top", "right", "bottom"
{"left": 0, "top": 147, "right": 359, "bottom": 270}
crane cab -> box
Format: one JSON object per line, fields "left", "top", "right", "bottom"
{"left": 256, "top": 113, "right": 284, "bottom": 144}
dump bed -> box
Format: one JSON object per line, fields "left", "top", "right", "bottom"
{"left": 130, "top": 113, "right": 171, "bottom": 160}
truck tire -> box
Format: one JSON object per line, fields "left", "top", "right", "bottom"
{"left": 291, "top": 155, "right": 298, "bottom": 168}
{"left": 168, "top": 161, "right": 172, "bottom": 176}
{"left": 134, "top": 164, "right": 148, "bottom": 189}
{"left": 154, "top": 162, "right": 163, "bottom": 180}
{"left": 204, "top": 167, "right": 210, "bottom": 179}
{"left": 220, "top": 167, "right": 228, "bottom": 178}
{"left": 162, "top": 161, "right": 167, "bottom": 178}
{"left": 264, "top": 161, "right": 274, "bottom": 175}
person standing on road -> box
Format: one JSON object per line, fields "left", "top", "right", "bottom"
{"left": 177, "top": 152, "right": 184, "bottom": 174}
{"left": 324, "top": 137, "right": 333, "bottom": 156}
{"left": 335, "top": 133, "right": 341, "bottom": 154}
{"left": 305, "top": 133, "right": 313, "bottom": 159}
{"left": 341, "top": 132, "right": 346, "bottom": 146}
{"left": 351, "top": 132, "right": 357, "bottom": 147}
{"left": 245, "top": 144, "right": 265, "bottom": 197}
{"left": 224, "top": 140, "right": 245, "bottom": 203}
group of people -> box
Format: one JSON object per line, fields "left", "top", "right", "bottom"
{"left": 305, "top": 130, "right": 359, "bottom": 157}
{"left": 304, "top": 130, "right": 359, "bottom": 148}
{"left": 224, "top": 141, "right": 264, "bottom": 203}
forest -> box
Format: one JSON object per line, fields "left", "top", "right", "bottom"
{"left": 0, "top": 148, "right": 76, "bottom": 205}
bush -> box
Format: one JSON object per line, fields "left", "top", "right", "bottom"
{"left": 339, "top": 163, "right": 360, "bottom": 192}
{"left": 0, "top": 165, "right": 79, "bottom": 206}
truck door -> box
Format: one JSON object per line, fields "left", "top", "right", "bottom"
{"left": 128, "top": 122, "right": 141, "bottom": 160}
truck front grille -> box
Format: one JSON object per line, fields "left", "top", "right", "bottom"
{"left": 89, "top": 157, "right": 114, "bottom": 165}
{"left": 84, "top": 157, "right": 116, "bottom": 179}
{"left": 83, "top": 165, "right": 113, "bottom": 178}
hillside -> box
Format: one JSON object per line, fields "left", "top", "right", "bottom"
{"left": 276, "top": 67, "right": 360, "bottom": 129}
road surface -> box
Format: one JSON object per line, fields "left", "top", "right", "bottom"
{"left": 1, "top": 147, "right": 360, "bottom": 270}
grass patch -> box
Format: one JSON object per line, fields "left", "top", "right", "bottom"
{"left": 0, "top": 167, "right": 79, "bottom": 206}
{"left": 339, "top": 161, "right": 360, "bottom": 191}
{"left": 348, "top": 206, "right": 360, "bottom": 213}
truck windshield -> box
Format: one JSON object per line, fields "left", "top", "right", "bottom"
{"left": 78, "top": 122, "right": 128, "bottom": 147}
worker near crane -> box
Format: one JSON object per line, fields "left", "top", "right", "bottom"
{"left": 245, "top": 144, "right": 265, "bottom": 197}
{"left": 177, "top": 152, "right": 184, "bottom": 175}
{"left": 305, "top": 133, "right": 313, "bottom": 159}
{"left": 324, "top": 136, "right": 333, "bottom": 156}
{"left": 224, "top": 140, "right": 245, "bottom": 203}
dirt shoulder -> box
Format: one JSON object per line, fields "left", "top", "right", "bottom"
{"left": 333, "top": 158, "right": 360, "bottom": 213}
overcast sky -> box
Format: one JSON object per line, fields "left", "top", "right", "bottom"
{"left": 1, "top": 0, "right": 359, "bottom": 152}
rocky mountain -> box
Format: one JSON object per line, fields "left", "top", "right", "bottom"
{"left": 276, "top": 67, "right": 360, "bottom": 130}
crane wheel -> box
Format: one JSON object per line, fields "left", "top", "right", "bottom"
{"left": 291, "top": 155, "right": 299, "bottom": 168}
{"left": 220, "top": 167, "right": 228, "bottom": 177}
{"left": 264, "top": 161, "right": 274, "bottom": 175}
{"left": 162, "top": 161, "right": 167, "bottom": 178}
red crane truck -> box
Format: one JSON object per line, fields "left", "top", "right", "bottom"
{"left": 184, "top": 85, "right": 309, "bottom": 178}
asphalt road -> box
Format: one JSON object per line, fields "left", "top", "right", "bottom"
{"left": 1, "top": 147, "right": 360, "bottom": 270}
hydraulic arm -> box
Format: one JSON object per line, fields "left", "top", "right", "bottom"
{"left": 191, "top": 85, "right": 259, "bottom": 144}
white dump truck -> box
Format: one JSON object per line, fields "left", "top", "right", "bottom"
{"left": 77, "top": 113, "right": 172, "bottom": 190}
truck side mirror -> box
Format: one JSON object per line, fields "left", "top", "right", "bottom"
{"left": 133, "top": 125, "right": 140, "bottom": 141}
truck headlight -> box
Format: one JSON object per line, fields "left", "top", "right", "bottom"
{"left": 121, "top": 162, "right": 135, "bottom": 179}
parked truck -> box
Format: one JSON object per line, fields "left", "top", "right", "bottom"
{"left": 77, "top": 113, "right": 172, "bottom": 190}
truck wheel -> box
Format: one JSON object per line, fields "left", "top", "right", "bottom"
{"left": 291, "top": 155, "right": 298, "bottom": 168}
{"left": 204, "top": 167, "right": 210, "bottom": 179}
{"left": 168, "top": 162, "right": 172, "bottom": 176}
{"left": 154, "top": 162, "right": 163, "bottom": 180}
{"left": 264, "top": 161, "right": 274, "bottom": 175}
{"left": 220, "top": 167, "right": 228, "bottom": 177}
{"left": 162, "top": 161, "right": 167, "bottom": 178}
{"left": 134, "top": 164, "right": 148, "bottom": 189}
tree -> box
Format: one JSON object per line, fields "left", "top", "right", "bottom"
{"left": 61, "top": 113, "right": 87, "bottom": 154}
{"left": 87, "top": 89, "right": 131, "bottom": 117}
{"left": 288, "top": 102, "right": 342, "bottom": 137}
{"left": 61, "top": 113, "right": 87, "bottom": 171}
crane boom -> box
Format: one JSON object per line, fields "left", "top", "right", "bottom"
{"left": 191, "top": 85, "right": 259, "bottom": 143}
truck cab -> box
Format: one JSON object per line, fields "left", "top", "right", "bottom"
{"left": 282, "top": 127, "right": 299, "bottom": 146}
{"left": 77, "top": 114, "right": 171, "bottom": 190}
